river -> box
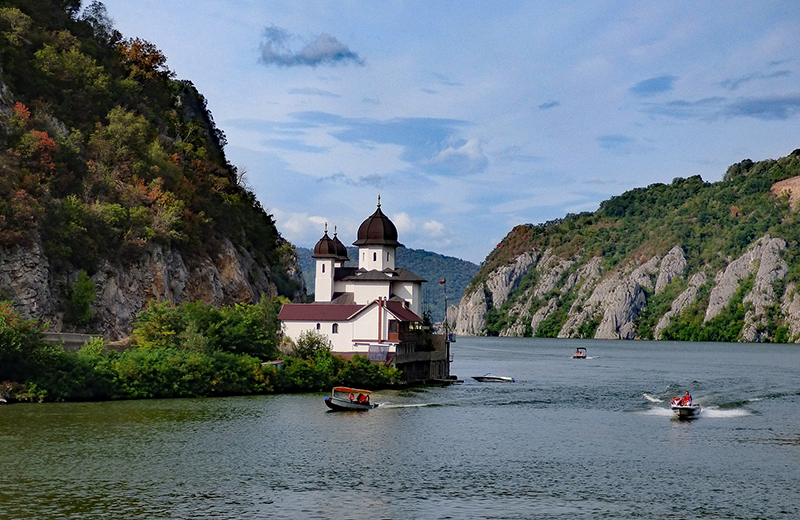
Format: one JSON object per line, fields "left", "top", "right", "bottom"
{"left": 1, "top": 337, "right": 799, "bottom": 519}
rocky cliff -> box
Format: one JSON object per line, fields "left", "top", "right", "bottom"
{"left": 0, "top": 2, "right": 305, "bottom": 338}
{"left": 2, "top": 234, "right": 303, "bottom": 340}
{"left": 456, "top": 151, "right": 800, "bottom": 343}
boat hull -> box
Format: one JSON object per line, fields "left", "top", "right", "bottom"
{"left": 324, "top": 396, "right": 378, "bottom": 411}
{"left": 472, "top": 376, "right": 515, "bottom": 383}
{"left": 671, "top": 404, "right": 702, "bottom": 418}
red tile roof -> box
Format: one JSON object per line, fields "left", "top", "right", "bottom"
{"left": 385, "top": 300, "right": 423, "bottom": 322}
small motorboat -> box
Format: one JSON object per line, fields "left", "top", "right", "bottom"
{"left": 324, "top": 387, "right": 378, "bottom": 411}
{"left": 472, "top": 373, "right": 515, "bottom": 383}
{"left": 670, "top": 396, "right": 701, "bottom": 419}
{"left": 572, "top": 347, "right": 587, "bottom": 359}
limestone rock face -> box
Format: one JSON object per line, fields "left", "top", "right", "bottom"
{"left": 706, "top": 237, "right": 770, "bottom": 322}
{"left": 530, "top": 298, "right": 558, "bottom": 336}
{"left": 484, "top": 251, "right": 536, "bottom": 307}
{"left": 454, "top": 232, "right": 798, "bottom": 343}
{"left": 742, "top": 237, "right": 787, "bottom": 342}
{"left": 558, "top": 257, "right": 606, "bottom": 337}
{"left": 91, "top": 238, "right": 283, "bottom": 340}
{"left": 593, "top": 256, "right": 660, "bottom": 340}
{"left": 0, "top": 241, "right": 56, "bottom": 323}
{"left": 780, "top": 283, "right": 800, "bottom": 341}
{"left": 0, "top": 236, "right": 301, "bottom": 340}
{"left": 455, "top": 288, "right": 489, "bottom": 336}
{"left": 655, "top": 246, "right": 687, "bottom": 295}
{"left": 654, "top": 272, "right": 707, "bottom": 339}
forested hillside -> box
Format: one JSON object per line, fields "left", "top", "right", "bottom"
{"left": 0, "top": 1, "right": 303, "bottom": 338}
{"left": 455, "top": 150, "right": 800, "bottom": 343}
{"left": 297, "top": 245, "right": 478, "bottom": 323}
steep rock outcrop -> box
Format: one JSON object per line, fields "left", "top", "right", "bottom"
{"left": 0, "top": 235, "right": 301, "bottom": 340}
{"left": 557, "top": 257, "right": 605, "bottom": 337}
{"left": 742, "top": 237, "right": 787, "bottom": 342}
{"left": 455, "top": 289, "right": 489, "bottom": 336}
{"left": 780, "top": 283, "right": 800, "bottom": 341}
{"left": 0, "top": 241, "right": 55, "bottom": 322}
{"left": 593, "top": 256, "right": 660, "bottom": 340}
{"left": 91, "top": 238, "right": 281, "bottom": 340}
{"left": 705, "top": 236, "right": 784, "bottom": 323}
{"left": 655, "top": 246, "right": 687, "bottom": 295}
{"left": 654, "top": 272, "right": 707, "bottom": 339}
{"left": 484, "top": 251, "right": 536, "bottom": 307}
{"left": 530, "top": 298, "right": 558, "bottom": 336}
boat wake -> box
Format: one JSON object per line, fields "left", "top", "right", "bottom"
{"left": 378, "top": 403, "right": 441, "bottom": 409}
{"left": 640, "top": 407, "right": 673, "bottom": 417}
{"left": 699, "top": 406, "right": 752, "bottom": 418}
{"left": 639, "top": 405, "right": 753, "bottom": 418}
{"left": 642, "top": 393, "right": 663, "bottom": 403}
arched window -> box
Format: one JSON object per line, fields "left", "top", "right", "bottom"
{"left": 373, "top": 252, "right": 377, "bottom": 261}
{"left": 316, "top": 323, "right": 321, "bottom": 330}
{"left": 332, "top": 323, "right": 339, "bottom": 334}
{"left": 322, "top": 264, "right": 325, "bottom": 273}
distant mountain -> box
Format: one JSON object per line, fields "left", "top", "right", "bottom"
{"left": 454, "top": 150, "right": 800, "bottom": 343}
{"left": 296, "top": 246, "right": 479, "bottom": 323}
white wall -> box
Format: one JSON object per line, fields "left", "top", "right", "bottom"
{"left": 314, "top": 259, "right": 334, "bottom": 302}
{"left": 392, "top": 282, "right": 422, "bottom": 315}
{"left": 358, "top": 246, "right": 395, "bottom": 271}
{"left": 282, "top": 320, "right": 354, "bottom": 352}
{"left": 352, "top": 281, "right": 391, "bottom": 305}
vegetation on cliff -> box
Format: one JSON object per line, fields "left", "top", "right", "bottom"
{"left": 466, "top": 149, "right": 800, "bottom": 342}
{"left": 0, "top": 1, "right": 301, "bottom": 313}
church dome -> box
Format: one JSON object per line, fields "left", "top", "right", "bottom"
{"left": 353, "top": 199, "right": 403, "bottom": 247}
{"left": 331, "top": 233, "right": 349, "bottom": 260}
{"left": 313, "top": 225, "right": 349, "bottom": 260}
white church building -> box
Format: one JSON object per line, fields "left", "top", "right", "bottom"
{"left": 279, "top": 199, "right": 431, "bottom": 366}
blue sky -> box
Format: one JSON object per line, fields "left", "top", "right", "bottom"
{"left": 100, "top": 1, "right": 800, "bottom": 263}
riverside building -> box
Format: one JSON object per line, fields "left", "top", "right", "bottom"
{"left": 278, "top": 198, "right": 450, "bottom": 382}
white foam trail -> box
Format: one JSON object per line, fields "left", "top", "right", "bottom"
{"left": 643, "top": 393, "right": 663, "bottom": 403}
{"left": 700, "top": 406, "right": 752, "bottom": 418}
{"left": 378, "top": 403, "right": 437, "bottom": 409}
{"left": 640, "top": 407, "right": 673, "bottom": 417}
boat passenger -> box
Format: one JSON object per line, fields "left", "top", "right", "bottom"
{"left": 357, "top": 393, "right": 366, "bottom": 404}
{"left": 680, "top": 391, "right": 692, "bottom": 406}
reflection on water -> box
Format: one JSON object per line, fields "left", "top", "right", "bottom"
{"left": 1, "top": 337, "right": 800, "bottom": 519}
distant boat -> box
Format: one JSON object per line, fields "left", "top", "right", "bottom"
{"left": 572, "top": 347, "right": 587, "bottom": 359}
{"left": 472, "top": 373, "right": 515, "bottom": 383}
{"left": 324, "top": 387, "right": 378, "bottom": 411}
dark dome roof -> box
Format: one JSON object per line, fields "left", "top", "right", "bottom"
{"left": 331, "top": 234, "right": 349, "bottom": 260}
{"left": 353, "top": 201, "right": 403, "bottom": 247}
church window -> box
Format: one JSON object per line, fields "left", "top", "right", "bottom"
{"left": 373, "top": 252, "right": 377, "bottom": 261}
{"left": 316, "top": 323, "right": 321, "bottom": 330}
{"left": 322, "top": 264, "right": 325, "bottom": 273}
{"left": 332, "top": 323, "right": 339, "bottom": 334}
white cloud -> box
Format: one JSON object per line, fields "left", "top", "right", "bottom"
{"left": 422, "top": 220, "right": 446, "bottom": 238}
{"left": 392, "top": 212, "right": 414, "bottom": 235}
{"left": 430, "top": 138, "right": 489, "bottom": 174}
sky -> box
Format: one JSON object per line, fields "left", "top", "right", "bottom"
{"left": 99, "top": 1, "right": 800, "bottom": 264}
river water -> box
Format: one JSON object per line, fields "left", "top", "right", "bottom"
{"left": 1, "top": 337, "right": 799, "bottom": 519}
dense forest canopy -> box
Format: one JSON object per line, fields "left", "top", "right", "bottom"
{"left": 0, "top": 0, "right": 298, "bottom": 295}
